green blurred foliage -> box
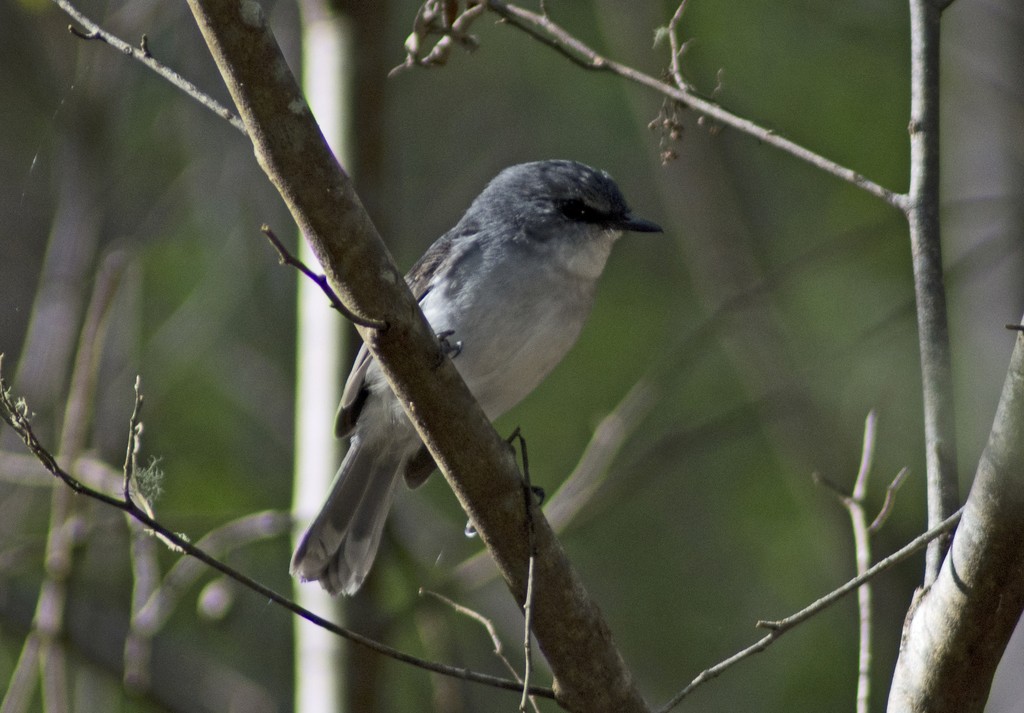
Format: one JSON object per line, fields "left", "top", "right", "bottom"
{"left": 1, "top": 0, "right": 1022, "bottom": 712}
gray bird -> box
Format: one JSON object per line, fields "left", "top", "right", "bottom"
{"left": 291, "top": 160, "right": 661, "bottom": 595}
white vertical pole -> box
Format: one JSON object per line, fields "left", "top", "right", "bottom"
{"left": 293, "top": 5, "right": 352, "bottom": 712}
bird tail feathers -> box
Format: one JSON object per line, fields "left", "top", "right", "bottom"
{"left": 291, "top": 438, "right": 403, "bottom": 596}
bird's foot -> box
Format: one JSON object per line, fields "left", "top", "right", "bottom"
{"left": 437, "top": 329, "right": 463, "bottom": 359}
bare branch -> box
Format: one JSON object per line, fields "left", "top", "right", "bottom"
{"left": 657, "top": 508, "right": 963, "bottom": 713}
{"left": 508, "top": 429, "right": 538, "bottom": 713}
{"left": 391, "top": 1, "right": 486, "bottom": 75}
{"left": 665, "top": 1, "right": 692, "bottom": 91}
{"left": 391, "top": 2, "right": 901, "bottom": 205}
{"left": 869, "top": 467, "right": 910, "bottom": 534}
{"left": 260, "top": 225, "right": 386, "bottom": 329}
{"left": 483, "top": 1, "right": 905, "bottom": 208}
{"left": 0, "top": 375, "right": 556, "bottom": 700}
{"left": 121, "top": 376, "right": 144, "bottom": 504}
{"left": 183, "top": 0, "right": 646, "bottom": 709}
{"left": 815, "top": 412, "right": 880, "bottom": 713}
{"left": 52, "top": 0, "right": 246, "bottom": 134}
{"left": 419, "top": 589, "right": 541, "bottom": 713}
{"left": 888, "top": 326, "right": 1024, "bottom": 712}
{"left": 906, "top": 0, "right": 959, "bottom": 585}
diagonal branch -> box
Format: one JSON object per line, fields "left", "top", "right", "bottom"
{"left": 52, "top": 0, "right": 246, "bottom": 134}
{"left": 657, "top": 507, "right": 963, "bottom": 713}
{"left": 0, "top": 370, "right": 556, "bottom": 700}
{"left": 260, "top": 225, "right": 384, "bottom": 329}
{"left": 182, "top": 1, "right": 648, "bottom": 711}
{"left": 483, "top": 1, "right": 905, "bottom": 209}
{"left": 420, "top": 589, "right": 542, "bottom": 713}
{"left": 471, "top": 2, "right": 956, "bottom": 589}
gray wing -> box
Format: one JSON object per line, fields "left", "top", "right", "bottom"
{"left": 334, "top": 228, "right": 479, "bottom": 439}
{"left": 335, "top": 345, "right": 373, "bottom": 438}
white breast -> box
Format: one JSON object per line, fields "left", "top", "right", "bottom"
{"left": 418, "top": 232, "right": 616, "bottom": 419}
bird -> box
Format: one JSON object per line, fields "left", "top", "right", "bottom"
{"left": 291, "top": 159, "right": 662, "bottom": 595}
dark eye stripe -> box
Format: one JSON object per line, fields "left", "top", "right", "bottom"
{"left": 558, "top": 199, "right": 608, "bottom": 224}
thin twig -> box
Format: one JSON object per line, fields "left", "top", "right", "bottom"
{"left": 395, "top": 1, "right": 904, "bottom": 205}
{"left": 851, "top": 414, "right": 875, "bottom": 713}
{"left": 665, "top": 1, "right": 691, "bottom": 90}
{"left": 419, "top": 589, "right": 517, "bottom": 673}
{"left": 483, "top": 0, "right": 905, "bottom": 209}
{"left": 391, "top": 1, "right": 486, "bottom": 75}
{"left": 815, "top": 412, "right": 878, "bottom": 713}
{"left": 508, "top": 428, "right": 538, "bottom": 713}
{"left": 125, "top": 510, "right": 289, "bottom": 690}
{"left": 757, "top": 507, "right": 956, "bottom": 630}
{"left": 260, "top": 226, "right": 386, "bottom": 330}
{"left": 419, "top": 589, "right": 542, "bottom": 713}
{"left": 656, "top": 507, "right": 963, "bottom": 713}
{"left": 520, "top": 555, "right": 536, "bottom": 713}
{"left": 121, "top": 376, "right": 144, "bottom": 503}
{"left": 53, "top": 0, "right": 246, "bottom": 134}
{"left": 0, "top": 374, "right": 555, "bottom": 700}
{"left": 869, "top": 467, "right": 909, "bottom": 534}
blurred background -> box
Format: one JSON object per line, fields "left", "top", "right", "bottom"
{"left": 1, "top": 0, "right": 1022, "bottom": 711}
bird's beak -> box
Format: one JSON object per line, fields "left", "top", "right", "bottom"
{"left": 618, "top": 215, "right": 663, "bottom": 233}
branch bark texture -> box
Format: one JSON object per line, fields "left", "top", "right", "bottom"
{"left": 906, "top": 0, "right": 959, "bottom": 584}
{"left": 888, "top": 326, "right": 1024, "bottom": 712}
{"left": 182, "top": 1, "right": 647, "bottom": 710}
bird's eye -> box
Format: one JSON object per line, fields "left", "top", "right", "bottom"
{"left": 558, "top": 199, "right": 605, "bottom": 224}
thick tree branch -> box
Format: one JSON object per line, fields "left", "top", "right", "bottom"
{"left": 887, "top": 326, "right": 1024, "bottom": 712}
{"left": 182, "top": 1, "right": 647, "bottom": 710}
